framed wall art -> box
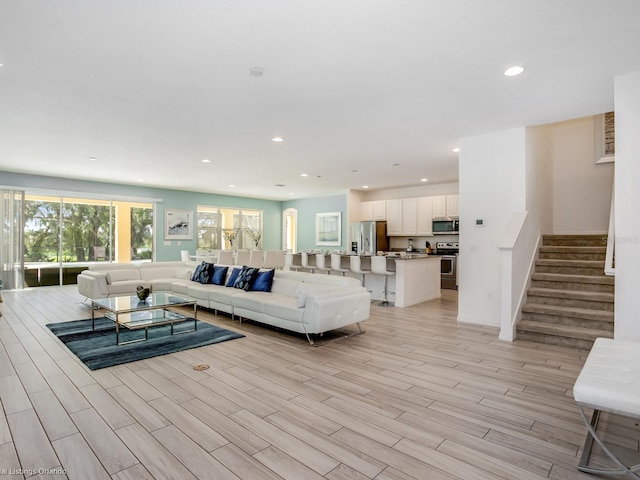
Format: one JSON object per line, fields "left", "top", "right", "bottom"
{"left": 315, "top": 212, "right": 341, "bottom": 246}
{"left": 164, "top": 209, "right": 193, "bottom": 240}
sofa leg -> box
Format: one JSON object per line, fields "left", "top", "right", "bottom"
{"left": 305, "top": 332, "right": 315, "bottom": 345}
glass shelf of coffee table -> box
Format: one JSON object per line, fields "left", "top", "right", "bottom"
{"left": 91, "top": 291, "right": 198, "bottom": 345}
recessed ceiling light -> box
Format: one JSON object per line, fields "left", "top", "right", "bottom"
{"left": 137, "top": 179, "right": 144, "bottom": 182}
{"left": 289, "top": 192, "right": 295, "bottom": 195}
{"left": 248, "top": 67, "right": 264, "bottom": 77}
{"left": 201, "top": 159, "right": 211, "bottom": 163}
{"left": 362, "top": 185, "right": 369, "bottom": 189}
{"left": 300, "top": 173, "right": 308, "bottom": 177}
{"left": 392, "top": 163, "right": 400, "bottom": 167}
{"left": 229, "top": 184, "right": 236, "bottom": 188}
{"left": 88, "top": 156, "right": 97, "bottom": 161}
{"left": 272, "top": 137, "right": 284, "bottom": 142}
{"left": 504, "top": 66, "right": 525, "bottom": 76}
{"left": 452, "top": 148, "right": 460, "bottom": 153}
{"left": 421, "top": 178, "right": 428, "bottom": 182}
{"left": 351, "top": 169, "right": 358, "bottom": 173}
{"left": 274, "top": 184, "right": 286, "bottom": 187}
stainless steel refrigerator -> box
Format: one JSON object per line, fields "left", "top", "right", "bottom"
{"left": 350, "top": 221, "right": 389, "bottom": 255}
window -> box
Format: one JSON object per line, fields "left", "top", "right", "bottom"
{"left": 131, "top": 206, "right": 154, "bottom": 260}
{"left": 197, "top": 206, "right": 263, "bottom": 250}
{"left": 23, "top": 194, "right": 154, "bottom": 287}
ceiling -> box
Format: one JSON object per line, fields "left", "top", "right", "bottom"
{"left": 1, "top": 1, "right": 639, "bottom": 201}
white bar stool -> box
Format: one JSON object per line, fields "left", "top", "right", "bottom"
{"left": 301, "top": 252, "right": 316, "bottom": 273}
{"left": 330, "top": 254, "right": 350, "bottom": 276}
{"left": 285, "top": 253, "right": 303, "bottom": 271}
{"left": 371, "top": 256, "right": 395, "bottom": 306}
{"left": 350, "top": 255, "right": 371, "bottom": 288}
{"left": 315, "top": 253, "right": 332, "bottom": 274}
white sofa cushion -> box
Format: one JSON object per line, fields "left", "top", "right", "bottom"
{"left": 270, "top": 278, "right": 301, "bottom": 297}
{"left": 106, "top": 269, "right": 141, "bottom": 284}
{"left": 261, "top": 295, "right": 304, "bottom": 322}
{"left": 140, "top": 267, "right": 180, "bottom": 280}
{"left": 294, "top": 282, "right": 337, "bottom": 307}
{"left": 109, "top": 280, "right": 150, "bottom": 295}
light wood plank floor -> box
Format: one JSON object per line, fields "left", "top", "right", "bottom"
{"left": 0, "top": 286, "right": 638, "bottom": 479}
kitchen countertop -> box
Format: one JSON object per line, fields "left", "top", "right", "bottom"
{"left": 354, "top": 253, "right": 440, "bottom": 260}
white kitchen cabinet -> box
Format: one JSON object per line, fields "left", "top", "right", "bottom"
{"left": 432, "top": 196, "right": 447, "bottom": 218}
{"left": 401, "top": 198, "right": 417, "bottom": 235}
{"left": 386, "top": 199, "right": 403, "bottom": 235}
{"left": 432, "top": 194, "right": 459, "bottom": 218}
{"left": 387, "top": 195, "right": 456, "bottom": 235}
{"left": 387, "top": 198, "right": 418, "bottom": 235}
{"left": 416, "top": 196, "right": 433, "bottom": 235}
{"left": 361, "top": 201, "right": 374, "bottom": 221}
{"left": 446, "top": 195, "right": 459, "bottom": 217}
{"left": 372, "top": 200, "right": 386, "bottom": 220}
{"left": 361, "top": 200, "right": 387, "bottom": 221}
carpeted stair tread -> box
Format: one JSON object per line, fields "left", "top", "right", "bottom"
{"left": 535, "top": 259, "right": 603, "bottom": 267}
{"left": 539, "top": 246, "right": 606, "bottom": 253}
{"left": 542, "top": 234, "right": 607, "bottom": 247}
{"left": 527, "top": 287, "right": 614, "bottom": 303}
{"left": 522, "top": 302, "right": 614, "bottom": 322}
{"left": 531, "top": 272, "right": 614, "bottom": 285}
{"left": 517, "top": 320, "right": 613, "bottom": 341}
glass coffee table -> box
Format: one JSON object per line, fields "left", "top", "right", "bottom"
{"left": 91, "top": 292, "right": 198, "bottom": 345}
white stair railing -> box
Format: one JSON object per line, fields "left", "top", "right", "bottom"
{"left": 604, "top": 181, "right": 615, "bottom": 276}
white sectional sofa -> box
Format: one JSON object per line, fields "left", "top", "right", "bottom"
{"left": 77, "top": 261, "right": 370, "bottom": 343}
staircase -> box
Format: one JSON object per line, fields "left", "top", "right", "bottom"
{"left": 517, "top": 234, "right": 614, "bottom": 350}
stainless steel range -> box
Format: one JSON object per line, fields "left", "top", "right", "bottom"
{"left": 436, "top": 242, "right": 459, "bottom": 290}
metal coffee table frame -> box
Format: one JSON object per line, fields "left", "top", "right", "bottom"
{"left": 91, "top": 292, "right": 198, "bottom": 345}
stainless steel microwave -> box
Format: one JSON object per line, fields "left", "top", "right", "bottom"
{"left": 432, "top": 219, "right": 459, "bottom": 235}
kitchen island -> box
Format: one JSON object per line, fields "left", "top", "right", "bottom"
{"left": 289, "top": 253, "right": 441, "bottom": 307}
{"left": 390, "top": 254, "right": 442, "bottom": 307}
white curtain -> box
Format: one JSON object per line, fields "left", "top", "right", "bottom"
{"left": 0, "top": 189, "right": 25, "bottom": 290}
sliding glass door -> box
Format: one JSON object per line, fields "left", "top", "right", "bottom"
{"left": 22, "top": 195, "right": 154, "bottom": 288}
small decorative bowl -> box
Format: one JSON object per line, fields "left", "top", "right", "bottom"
{"left": 136, "top": 286, "right": 150, "bottom": 301}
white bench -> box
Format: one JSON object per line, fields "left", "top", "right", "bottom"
{"left": 573, "top": 337, "right": 640, "bottom": 478}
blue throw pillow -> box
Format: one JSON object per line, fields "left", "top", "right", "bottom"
{"left": 195, "top": 262, "right": 214, "bottom": 284}
{"left": 233, "top": 266, "right": 260, "bottom": 291}
{"left": 190, "top": 261, "right": 205, "bottom": 282}
{"left": 251, "top": 269, "right": 275, "bottom": 292}
{"left": 211, "top": 265, "right": 229, "bottom": 286}
{"left": 226, "top": 267, "right": 243, "bottom": 287}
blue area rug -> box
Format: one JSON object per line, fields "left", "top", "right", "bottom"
{"left": 46, "top": 317, "right": 244, "bottom": 370}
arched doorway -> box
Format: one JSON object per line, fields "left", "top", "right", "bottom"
{"left": 282, "top": 208, "right": 297, "bottom": 252}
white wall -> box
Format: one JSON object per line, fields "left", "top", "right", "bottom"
{"left": 458, "top": 128, "right": 527, "bottom": 326}
{"left": 550, "top": 116, "right": 613, "bottom": 234}
{"left": 348, "top": 189, "right": 365, "bottom": 224}
{"left": 614, "top": 71, "right": 640, "bottom": 341}
{"left": 361, "top": 182, "right": 458, "bottom": 201}
{"left": 526, "top": 125, "right": 553, "bottom": 233}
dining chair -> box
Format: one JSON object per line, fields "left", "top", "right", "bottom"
{"left": 235, "top": 250, "right": 251, "bottom": 266}
{"left": 249, "top": 250, "right": 265, "bottom": 268}
{"left": 217, "top": 250, "right": 235, "bottom": 265}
